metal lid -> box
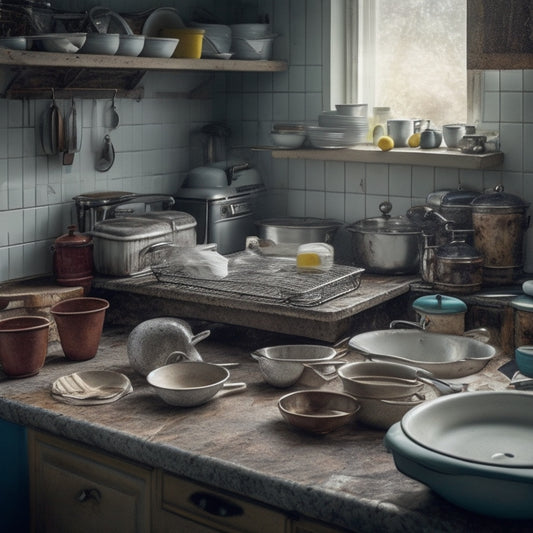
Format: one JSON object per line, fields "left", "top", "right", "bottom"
{"left": 73, "top": 191, "right": 136, "bottom": 206}
{"left": 412, "top": 294, "right": 467, "bottom": 315}
{"left": 258, "top": 217, "right": 343, "bottom": 230}
{"left": 90, "top": 217, "right": 173, "bottom": 241}
{"left": 511, "top": 295, "right": 533, "bottom": 312}
{"left": 55, "top": 225, "right": 92, "bottom": 247}
{"left": 441, "top": 189, "right": 479, "bottom": 207}
{"left": 349, "top": 202, "right": 420, "bottom": 234}
{"left": 436, "top": 240, "right": 482, "bottom": 260}
{"left": 471, "top": 185, "right": 529, "bottom": 209}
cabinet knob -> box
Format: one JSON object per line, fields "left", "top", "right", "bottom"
{"left": 76, "top": 488, "right": 102, "bottom": 504}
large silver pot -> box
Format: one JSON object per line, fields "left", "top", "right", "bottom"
{"left": 255, "top": 217, "right": 342, "bottom": 244}
{"left": 348, "top": 202, "right": 421, "bottom": 275}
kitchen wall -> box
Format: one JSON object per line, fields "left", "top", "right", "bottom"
{"left": 1, "top": 0, "right": 533, "bottom": 283}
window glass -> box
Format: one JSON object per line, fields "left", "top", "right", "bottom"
{"left": 358, "top": 0, "right": 467, "bottom": 128}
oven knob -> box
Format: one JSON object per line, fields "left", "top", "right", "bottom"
{"left": 220, "top": 205, "right": 230, "bottom": 217}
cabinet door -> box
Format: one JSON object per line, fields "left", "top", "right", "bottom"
{"left": 154, "top": 471, "right": 289, "bottom": 533}
{"left": 28, "top": 430, "right": 152, "bottom": 533}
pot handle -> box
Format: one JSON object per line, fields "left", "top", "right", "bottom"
{"left": 190, "top": 329, "right": 211, "bottom": 345}
{"left": 138, "top": 241, "right": 175, "bottom": 262}
{"left": 166, "top": 351, "right": 188, "bottom": 364}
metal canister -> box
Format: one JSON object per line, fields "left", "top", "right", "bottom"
{"left": 471, "top": 185, "right": 530, "bottom": 285}
{"left": 53, "top": 225, "right": 93, "bottom": 295}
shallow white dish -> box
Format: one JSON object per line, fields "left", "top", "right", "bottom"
{"left": 142, "top": 7, "right": 185, "bottom": 37}
{"left": 140, "top": 37, "right": 179, "bottom": 58}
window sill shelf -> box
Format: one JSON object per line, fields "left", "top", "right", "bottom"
{"left": 267, "top": 145, "right": 503, "bottom": 170}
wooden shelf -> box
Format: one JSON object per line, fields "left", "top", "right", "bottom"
{"left": 269, "top": 145, "right": 504, "bottom": 170}
{"left": 0, "top": 48, "right": 287, "bottom": 72}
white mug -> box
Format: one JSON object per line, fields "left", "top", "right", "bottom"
{"left": 387, "top": 119, "right": 414, "bottom": 147}
{"left": 443, "top": 124, "right": 466, "bottom": 148}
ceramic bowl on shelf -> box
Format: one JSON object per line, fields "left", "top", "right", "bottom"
{"left": 79, "top": 33, "right": 120, "bottom": 55}
{"left": 0, "top": 36, "right": 29, "bottom": 50}
{"left": 116, "top": 34, "right": 145, "bottom": 56}
{"left": 270, "top": 131, "right": 306, "bottom": 149}
{"left": 29, "top": 33, "right": 87, "bottom": 53}
{"left": 140, "top": 36, "right": 179, "bottom": 58}
{"left": 278, "top": 390, "right": 360, "bottom": 434}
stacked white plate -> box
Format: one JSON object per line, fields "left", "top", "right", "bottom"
{"left": 305, "top": 111, "right": 368, "bottom": 148}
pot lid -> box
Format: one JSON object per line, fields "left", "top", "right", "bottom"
{"left": 349, "top": 201, "right": 420, "bottom": 234}
{"left": 511, "top": 294, "right": 533, "bottom": 312}
{"left": 412, "top": 294, "right": 467, "bottom": 315}
{"left": 55, "top": 225, "right": 92, "bottom": 247}
{"left": 437, "top": 240, "right": 482, "bottom": 260}
{"left": 441, "top": 189, "right": 479, "bottom": 206}
{"left": 471, "top": 185, "right": 529, "bottom": 209}
{"left": 73, "top": 191, "right": 136, "bottom": 206}
{"left": 90, "top": 217, "right": 173, "bottom": 240}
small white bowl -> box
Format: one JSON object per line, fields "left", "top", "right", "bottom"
{"left": 80, "top": 33, "right": 120, "bottom": 55}
{"left": 140, "top": 37, "right": 179, "bottom": 58}
{"left": 116, "top": 34, "right": 145, "bottom": 57}
{"left": 30, "top": 33, "right": 87, "bottom": 54}
{"left": 270, "top": 131, "right": 306, "bottom": 149}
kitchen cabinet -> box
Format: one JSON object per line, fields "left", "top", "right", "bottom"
{"left": 28, "top": 430, "right": 351, "bottom": 533}
{"left": 467, "top": 0, "right": 533, "bottom": 69}
{"left": 28, "top": 430, "right": 153, "bottom": 533}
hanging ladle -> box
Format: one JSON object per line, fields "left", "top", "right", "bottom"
{"left": 109, "top": 90, "right": 119, "bottom": 129}
{"left": 96, "top": 134, "right": 115, "bottom": 172}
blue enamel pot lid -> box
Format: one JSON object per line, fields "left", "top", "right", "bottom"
{"left": 412, "top": 294, "right": 467, "bottom": 314}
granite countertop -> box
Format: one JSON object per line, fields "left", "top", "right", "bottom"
{"left": 1, "top": 326, "right": 533, "bottom": 533}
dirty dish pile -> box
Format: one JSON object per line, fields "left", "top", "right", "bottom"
{"left": 278, "top": 390, "right": 360, "bottom": 434}
{"left": 251, "top": 344, "right": 338, "bottom": 388}
{"left": 147, "top": 361, "right": 246, "bottom": 407}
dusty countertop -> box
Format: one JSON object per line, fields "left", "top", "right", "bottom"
{"left": 1, "top": 326, "right": 532, "bottom": 533}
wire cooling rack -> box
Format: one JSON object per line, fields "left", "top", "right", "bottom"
{"left": 151, "top": 255, "right": 364, "bottom": 307}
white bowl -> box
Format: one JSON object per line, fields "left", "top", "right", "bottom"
{"left": 270, "top": 131, "right": 306, "bottom": 149}
{"left": 335, "top": 104, "right": 368, "bottom": 117}
{"left": 231, "top": 36, "right": 275, "bottom": 60}
{"left": 80, "top": 33, "right": 120, "bottom": 55}
{"left": 0, "top": 36, "right": 29, "bottom": 51}
{"left": 230, "top": 23, "right": 272, "bottom": 39}
{"left": 140, "top": 37, "right": 179, "bottom": 58}
{"left": 31, "top": 33, "right": 87, "bottom": 54}
{"left": 116, "top": 34, "right": 145, "bottom": 56}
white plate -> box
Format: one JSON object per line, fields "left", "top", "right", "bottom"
{"left": 142, "top": 7, "right": 185, "bottom": 37}
{"left": 51, "top": 370, "right": 132, "bottom": 405}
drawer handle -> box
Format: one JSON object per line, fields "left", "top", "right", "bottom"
{"left": 77, "top": 488, "right": 101, "bottom": 504}
{"left": 189, "top": 491, "right": 243, "bottom": 517}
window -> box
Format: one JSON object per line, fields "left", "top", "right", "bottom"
{"left": 336, "top": 0, "right": 467, "bottom": 129}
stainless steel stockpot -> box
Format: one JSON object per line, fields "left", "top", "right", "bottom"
{"left": 347, "top": 202, "right": 421, "bottom": 275}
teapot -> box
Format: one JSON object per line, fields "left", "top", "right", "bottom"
{"left": 127, "top": 317, "right": 211, "bottom": 376}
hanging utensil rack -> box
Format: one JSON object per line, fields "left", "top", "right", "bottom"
{"left": 151, "top": 255, "right": 364, "bottom": 307}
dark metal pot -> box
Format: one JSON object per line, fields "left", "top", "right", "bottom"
{"left": 432, "top": 239, "right": 484, "bottom": 294}
{"left": 348, "top": 202, "right": 421, "bottom": 275}
{"left": 471, "top": 185, "right": 530, "bottom": 285}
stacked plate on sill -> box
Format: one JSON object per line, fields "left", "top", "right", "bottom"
{"left": 307, "top": 107, "right": 369, "bottom": 149}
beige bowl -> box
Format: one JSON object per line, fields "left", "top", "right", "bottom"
{"left": 147, "top": 362, "right": 245, "bottom": 407}
{"left": 278, "top": 390, "right": 360, "bottom": 434}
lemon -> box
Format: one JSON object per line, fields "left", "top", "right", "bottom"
{"left": 408, "top": 132, "right": 421, "bottom": 147}
{"left": 377, "top": 135, "right": 394, "bottom": 151}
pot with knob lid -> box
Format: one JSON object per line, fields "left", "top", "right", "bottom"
{"left": 471, "top": 185, "right": 530, "bottom": 285}
{"left": 348, "top": 201, "right": 422, "bottom": 274}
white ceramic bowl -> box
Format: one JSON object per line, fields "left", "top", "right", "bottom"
{"left": 270, "top": 131, "right": 306, "bottom": 149}
{"left": 116, "top": 34, "right": 145, "bottom": 56}
{"left": 0, "top": 36, "right": 29, "bottom": 50}
{"left": 140, "top": 37, "right": 179, "bottom": 58}
{"left": 230, "top": 23, "right": 271, "bottom": 39}
{"left": 80, "top": 33, "right": 120, "bottom": 55}
{"left": 31, "top": 33, "right": 87, "bottom": 54}
{"left": 231, "top": 36, "right": 275, "bottom": 60}
{"left": 335, "top": 104, "right": 368, "bottom": 117}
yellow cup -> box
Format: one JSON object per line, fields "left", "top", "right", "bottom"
{"left": 160, "top": 28, "right": 205, "bottom": 58}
